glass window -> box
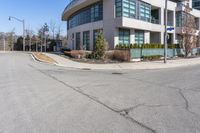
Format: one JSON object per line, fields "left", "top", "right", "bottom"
{"left": 176, "top": 11, "right": 194, "bottom": 27}
{"left": 116, "top": 0, "right": 152, "bottom": 22}
{"left": 176, "top": 11, "right": 184, "bottom": 27}
{"left": 139, "top": 2, "right": 151, "bottom": 22}
{"left": 68, "top": 2, "right": 103, "bottom": 29}
{"left": 76, "top": 32, "right": 81, "bottom": 50}
{"left": 115, "top": 0, "right": 136, "bottom": 18}
{"left": 91, "top": 3, "right": 103, "bottom": 22}
{"left": 115, "top": 0, "right": 122, "bottom": 17}
{"left": 135, "top": 30, "right": 144, "bottom": 45}
{"left": 83, "top": 31, "right": 90, "bottom": 50}
{"left": 118, "top": 28, "right": 130, "bottom": 45}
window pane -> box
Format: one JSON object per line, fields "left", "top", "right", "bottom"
{"left": 83, "top": 31, "right": 90, "bottom": 50}
{"left": 139, "top": 2, "right": 151, "bottom": 22}
{"left": 118, "top": 28, "right": 130, "bottom": 45}
{"left": 116, "top": 0, "right": 136, "bottom": 18}
{"left": 135, "top": 30, "right": 144, "bottom": 45}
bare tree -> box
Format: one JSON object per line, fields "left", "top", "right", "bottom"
{"left": 61, "top": 36, "right": 68, "bottom": 47}
{"left": 31, "top": 35, "right": 37, "bottom": 51}
{"left": 56, "top": 24, "right": 62, "bottom": 40}
{"left": 7, "top": 28, "right": 15, "bottom": 51}
{"left": 26, "top": 29, "right": 34, "bottom": 51}
{"left": 37, "top": 23, "right": 49, "bottom": 52}
{"left": 49, "top": 20, "right": 56, "bottom": 40}
{"left": 197, "top": 31, "right": 200, "bottom": 48}
{"left": 181, "top": 5, "right": 198, "bottom": 57}
{"left": 0, "top": 33, "right": 5, "bottom": 51}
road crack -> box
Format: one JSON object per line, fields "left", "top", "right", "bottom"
{"left": 28, "top": 64, "right": 157, "bottom": 133}
{"left": 126, "top": 76, "right": 200, "bottom": 117}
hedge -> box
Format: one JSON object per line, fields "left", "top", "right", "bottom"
{"left": 115, "top": 43, "right": 180, "bottom": 49}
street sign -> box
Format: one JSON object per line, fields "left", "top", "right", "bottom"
{"left": 167, "top": 27, "right": 174, "bottom": 31}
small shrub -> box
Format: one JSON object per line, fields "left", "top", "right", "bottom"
{"left": 105, "top": 51, "right": 114, "bottom": 60}
{"left": 168, "top": 44, "right": 180, "bottom": 49}
{"left": 113, "top": 50, "right": 130, "bottom": 62}
{"left": 116, "top": 43, "right": 180, "bottom": 49}
{"left": 85, "top": 52, "right": 95, "bottom": 59}
{"left": 130, "top": 44, "right": 140, "bottom": 49}
{"left": 64, "top": 50, "right": 86, "bottom": 59}
{"left": 115, "top": 44, "right": 130, "bottom": 49}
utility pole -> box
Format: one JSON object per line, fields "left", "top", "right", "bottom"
{"left": 164, "top": 0, "right": 168, "bottom": 63}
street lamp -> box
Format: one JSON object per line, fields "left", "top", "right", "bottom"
{"left": 164, "top": 0, "right": 168, "bottom": 63}
{"left": 8, "top": 16, "right": 25, "bottom": 51}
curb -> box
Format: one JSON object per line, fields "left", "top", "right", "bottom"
{"left": 32, "top": 53, "right": 200, "bottom": 70}
{"left": 31, "top": 53, "right": 90, "bottom": 70}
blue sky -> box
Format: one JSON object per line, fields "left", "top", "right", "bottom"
{"left": 0, "top": 0, "right": 70, "bottom": 35}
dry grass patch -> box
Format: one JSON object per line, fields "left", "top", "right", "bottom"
{"left": 32, "top": 52, "right": 57, "bottom": 64}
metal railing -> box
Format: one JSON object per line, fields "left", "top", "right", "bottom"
{"left": 151, "top": 18, "right": 160, "bottom": 24}
{"left": 167, "top": 21, "right": 174, "bottom": 26}
{"left": 177, "top": 2, "right": 187, "bottom": 8}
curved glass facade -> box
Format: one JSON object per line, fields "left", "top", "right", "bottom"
{"left": 67, "top": 2, "right": 103, "bottom": 29}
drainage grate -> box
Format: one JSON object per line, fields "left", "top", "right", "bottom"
{"left": 81, "top": 68, "right": 91, "bottom": 71}
{"left": 112, "top": 72, "right": 123, "bottom": 75}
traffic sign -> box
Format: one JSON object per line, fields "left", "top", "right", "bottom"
{"left": 167, "top": 27, "right": 174, "bottom": 31}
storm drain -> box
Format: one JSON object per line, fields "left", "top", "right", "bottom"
{"left": 81, "top": 68, "right": 92, "bottom": 71}
{"left": 112, "top": 72, "right": 123, "bottom": 75}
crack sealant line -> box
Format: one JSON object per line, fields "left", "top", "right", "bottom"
{"left": 126, "top": 76, "right": 200, "bottom": 117}
{"left": 28, "top": 64, "right": 157, "bottom": 133}
{"left": 177, "top": 89, "right": 199, "bottom": 116}
{"left": 178, "top": 89, "right": 189, "bottom": 110}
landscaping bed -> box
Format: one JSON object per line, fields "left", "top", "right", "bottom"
{"left": 32, "top": 52, "right": 57, "bottom": 64}
{"left": 70, "top": 58, "right": 120, "bottom": 64}
{"left": 63, "top": 50, "right": 124, "bottom": 64}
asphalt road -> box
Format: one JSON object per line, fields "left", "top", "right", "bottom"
{"left": 0, "top": 52, "right": 200, "bottom": 133}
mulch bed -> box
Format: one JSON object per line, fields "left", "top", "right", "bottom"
{"left": 70, "top": 58, "right": 122, "bottom": 64}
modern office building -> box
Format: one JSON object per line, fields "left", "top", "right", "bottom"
{"left": 193, "top": 0, "right": 200, "bottom": 10}
{"left": 62, "top": 0, "right": 200, "bottom": 50}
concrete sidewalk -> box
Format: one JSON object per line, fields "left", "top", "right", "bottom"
{"left": 44, "top": 53, "right": 200, "bottom": 70}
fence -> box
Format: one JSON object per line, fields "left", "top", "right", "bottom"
{"left": 130, "top": 48, "right": 200, "bottom": 59}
